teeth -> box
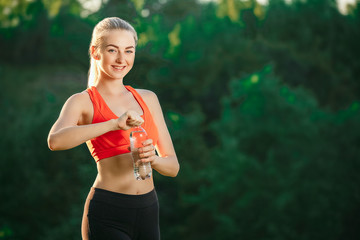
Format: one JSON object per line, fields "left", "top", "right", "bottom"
{"left": 113, "top": 66, "right": 125, "bottom": 70}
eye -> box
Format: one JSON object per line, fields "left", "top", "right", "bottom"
{"left": 108, "top": 48, "right": 117, "bottom": 53}
{"left": 126, "top": 50, "right": 134, "bottom": 54}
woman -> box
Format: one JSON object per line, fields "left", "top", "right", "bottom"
{"left": 47, "top": 17, "right": 179, "bottom": 240}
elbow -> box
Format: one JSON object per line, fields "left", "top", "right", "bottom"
{"left": 171, "top": 162, "right": 180, "bottom": 177}
{"left": 47, "top": 134, "right": 61, "bottom": 151}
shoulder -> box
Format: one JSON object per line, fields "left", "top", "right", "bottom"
{"left": 66, "top": 90, "right": 92, "bottom": 105}
{"left": 135, "top": 88, "right": 162, "bottom": 113}
{"left": 136, "top": 88, "right": 159, "bottom": 104}
{"left": 62, "top": 90, "right": 93, "bottom": 112}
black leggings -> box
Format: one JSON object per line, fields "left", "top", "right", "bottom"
{"left": 88, "top": 188, "right": 160, "bottom": 240}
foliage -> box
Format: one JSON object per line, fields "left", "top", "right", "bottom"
{"left": 173, "top": 65, "right": 360, "bottom": 239}
{"left": 0, "top": 65, "right": 94, "bottom": 239}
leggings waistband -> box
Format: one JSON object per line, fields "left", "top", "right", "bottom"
{"left": 91, "top": 187, "right": 158, "bottom": 209}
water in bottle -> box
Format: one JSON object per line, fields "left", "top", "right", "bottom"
{"left": 130, "top": 126, "right": 152, "bottom": 180}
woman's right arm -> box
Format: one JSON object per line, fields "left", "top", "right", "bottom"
{"left": 47, "top": 92, "right": 143, "bottom": 151}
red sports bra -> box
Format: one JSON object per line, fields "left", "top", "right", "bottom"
{"left": 85, "top": 86, "right": 159, "bottom": 162}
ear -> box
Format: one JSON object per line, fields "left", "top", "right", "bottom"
{"left": 91, "top": 46, "right": 100, "bottom": 60}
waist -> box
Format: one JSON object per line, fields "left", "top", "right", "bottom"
{"left": 96, "top": 153, "right": 137, "bottom": 178}
{"left": 94, "top": 154, "right": 155, "bottom": 194}
{"left": 91, "top": 187, "right": 158, "bottom": 208}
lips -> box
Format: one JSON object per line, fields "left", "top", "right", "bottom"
{"left": 112, "top": 65, "right": 126, "bottom": 71}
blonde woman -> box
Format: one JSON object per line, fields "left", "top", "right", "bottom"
{"left": 48, "top": 17, "right": 179, "bottom": 240}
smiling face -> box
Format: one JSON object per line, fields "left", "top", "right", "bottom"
{"left": 93, "top": 29, "right": 136, "bottom": 82}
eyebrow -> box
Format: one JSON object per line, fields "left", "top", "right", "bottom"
{"left": 105, "top": 44, "right": 135, "bottom": 49}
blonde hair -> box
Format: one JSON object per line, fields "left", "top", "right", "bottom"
{"left": 87, "top": 17, "right": 138, "bottom": 87}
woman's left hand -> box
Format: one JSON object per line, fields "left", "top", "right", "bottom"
{"left": 138, "top": 139, "right": 157, "bottom": 164}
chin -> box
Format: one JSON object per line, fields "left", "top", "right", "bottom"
{"left": 112, "top": 68, "right": 131, "bottom": 77}
{"left": 104, "top": 71, "right": 126, "bottom": 79}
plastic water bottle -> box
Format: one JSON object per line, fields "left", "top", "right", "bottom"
{"left": 130, "top": 126, "right": 152, "bottom": 180}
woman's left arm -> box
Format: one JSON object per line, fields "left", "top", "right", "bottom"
{"left": 138, "top": 90, "right": 179, "bottom": 177}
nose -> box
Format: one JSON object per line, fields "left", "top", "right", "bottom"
{"left": 116, "top": 52, "right": 125, "bottom": 63}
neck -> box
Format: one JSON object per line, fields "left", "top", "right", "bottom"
{"left": 95, "top": 77, "right": 129, "bottom": 96}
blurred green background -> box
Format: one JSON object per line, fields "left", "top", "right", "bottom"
{"left": 1, "top": 0, "right": 360, "bottom": 239}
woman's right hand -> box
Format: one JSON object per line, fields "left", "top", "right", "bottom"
{"left": 114, "top": 110, "right": 144, "bottom": 131}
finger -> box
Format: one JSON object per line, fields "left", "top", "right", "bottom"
{"left": 140, "top": 145, "right": 155, "bottom": 153}
{"left": 129, "top": 114, "right": 144, "bottom": 123}
{"left": 133, "top": 116, "right": 144, "bottom": 123}
{"left": 130, "top": 119, "right": 143, "bottom": 125}
{"left": 141, "top": 156, "right": 155, "bottom": 163}
{"left": 134, "top": 159, "right": 142, "bottom": 166}
{"left": 139, "top": 149, "right": 156, "bottom": 158}
{"left": 127, "top": 117, "right": 142, "bottom": 124}
{"left": 126, "top": 112, "right": 142, "bottom": 120}
{"left": 142, "top": 139, "right": 153, "bottom": 146}
{"left": 127, "top": 120, "right": 143, "bottom": 127}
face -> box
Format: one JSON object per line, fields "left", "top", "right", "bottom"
{"left": 93, "top": 29, "right": 136, "bottom": 81}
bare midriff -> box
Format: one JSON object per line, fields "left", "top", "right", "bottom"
{"left": 92, "top": 153, "right": 154, "bottom": 195}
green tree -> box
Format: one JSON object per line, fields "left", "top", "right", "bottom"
{"left": 174, "top": 65, "right": 360, "bottom": 240}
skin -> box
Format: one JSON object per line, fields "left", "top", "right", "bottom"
{"left": 47, "top": 29, "right": 179, "bottom": 240}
